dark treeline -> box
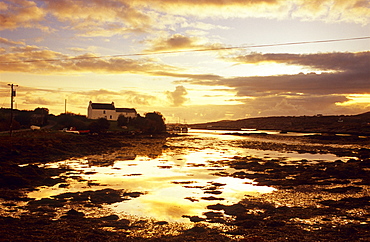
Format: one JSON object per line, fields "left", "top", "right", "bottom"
{"left": 0, "top": 108, "right": 166, "bottom": 134}
{"left": 0, "top": 107, "right": 49, "bottom": 131}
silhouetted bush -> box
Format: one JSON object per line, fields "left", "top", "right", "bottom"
{"left": 56, "top": 114, "right": 89, "bottom": 130}
{"left": 144, "top": 112, "right": 166, "bottom": 134}
{"left": 88, "top": 118, "right": 110, "bottom": 133}
{"left": 118, "top": 112, "right": 166, "bottom": 134}
{"left": 14, "top": 111, "right": 32, "bottom": 126}
{"left": 117, "top": 115, "right": 134, "bottom": 127}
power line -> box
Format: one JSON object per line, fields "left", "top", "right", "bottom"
{"left": 1, "top": 36, "right": 369, "bottom": 64}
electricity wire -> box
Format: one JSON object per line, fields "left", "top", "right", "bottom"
{"left": 1, "top": 36, "right": 369, "bottom": 64}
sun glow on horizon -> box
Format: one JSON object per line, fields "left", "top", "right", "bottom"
{"left": 336, "top": 94, "right": 370, "bottom": 107}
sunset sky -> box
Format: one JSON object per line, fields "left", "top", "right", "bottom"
{"left": 0, "top": 0, "right": 369, "bottom": 123}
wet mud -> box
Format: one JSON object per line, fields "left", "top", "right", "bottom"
{"left": 0, "top": 131, "right": 370, "bottom": 241}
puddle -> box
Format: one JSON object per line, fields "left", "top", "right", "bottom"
{"left": 26, "top": 130, "right": 354, "bottom": 223}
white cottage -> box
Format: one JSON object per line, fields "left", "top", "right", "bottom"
{"left": 87, "top": 101, "right": 137, "bottom": 120}
{"left": 116, "top": 108, "right": 137, "bottom": 119}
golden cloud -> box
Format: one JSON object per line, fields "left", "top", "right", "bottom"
{"left": 130, "top": 0, "right": 369, "bottom": 24}
{"left": 165, "top": 85, "right": 189, "bottom": 106}
{"left": 292, "top": 0, "right": 370, "bottom": 24}
{"left": 0, "top": 47, "right": 182, "bottom": 74}
{"left": 69, "top": 89, "right": 158, "bottom": 106}
{"left": 46, "top": 0, "right": 154, "bottom": 36}
{"left": 0, "top": 37, "right": 25, "bottom": 46}
{"left": 1, "top": 0, "right": 367, "bottom": 34}
{"left": 144, "top": 34, "right": 209, "bottom": 52}
{"left": 0, "top": 0, "right": 47, "bottom": 30}
{"left": 22, "top": 95, "right": 59, "bottom": 106}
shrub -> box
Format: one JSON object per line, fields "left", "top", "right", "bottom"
{"left": 88, "top": 118, "right": 110, "bottom": 133}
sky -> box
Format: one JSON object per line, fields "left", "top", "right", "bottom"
{"left": 0, "top": 0, "right": 369, "bottom": 123}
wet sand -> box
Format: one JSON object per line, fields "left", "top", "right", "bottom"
{"left": 0, "top": 130, "right": 369, "bottom": 241}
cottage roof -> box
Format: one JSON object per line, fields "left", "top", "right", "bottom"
{"left": 116, "top": 108, "right": 136, "bottom": 113}
{"left": 91, "top": 103, "right": 115, "bottom": 110}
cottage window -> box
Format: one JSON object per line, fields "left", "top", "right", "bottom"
{"left": 103, "top": 110, "right": 106, "bottom": 114}
{"left": 110, "top": 115, "right": 112, "bottom": 119}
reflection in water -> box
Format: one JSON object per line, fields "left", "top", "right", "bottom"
{"left": 27, "top": 130, "right": 347, "bottom": 223}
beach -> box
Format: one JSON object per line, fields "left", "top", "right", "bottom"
{"left": 0, "top": 130, "right": 369, "bottom": 241}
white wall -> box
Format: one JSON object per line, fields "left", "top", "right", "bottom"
{"left": 88, "top": 108, "right": 116, "bottom": 120}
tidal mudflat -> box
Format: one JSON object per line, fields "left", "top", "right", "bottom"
{"left": 1, "top": 130, "right": 369, "bottom": 241}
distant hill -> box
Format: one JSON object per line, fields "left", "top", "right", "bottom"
{"left": 190, "top": 112, "right": 370, "bottom": 135}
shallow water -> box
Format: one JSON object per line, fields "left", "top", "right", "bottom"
{"left": 27, "top": 130, "right": 354, "bottom": 222}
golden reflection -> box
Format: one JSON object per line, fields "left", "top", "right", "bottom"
{"left": 29, "top": 132, "right": 326, "bottom": 223}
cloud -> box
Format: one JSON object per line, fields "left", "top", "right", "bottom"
{"left": 11, "top": 45, "right": 40, "bottom": 52}
{"left": 186, "top": 71, "right": 369, "bottom": 97}
{"left": 172, "top": 50, "right": 370, "bottom": 117}
{"left": 45, "top": 0, "right": 154, "bottom": 36}
{"left": 0, "top": 0, "right": 48, "bottom": 31}
{"left": 165, "top": 85, "right": 189, "bottom": 106}
{"left": 0, "top": 83, "right": 159, "bottom": 113}
{"left": 74, "top": 89, "right": 120, "bottom": 97}
{"left": 290, "top": 0, "right": 370, "bottom": 24}
{"left": 67, "top": 46, "right": 98, "bottom": 53}
{"left": 179, "top": 51, "right": 370, "bottom": 97}
{"left": 0, "top": 48, "right": 181, "bottom": 74}
{"left": 74, "top": 89, "right": 158, "bottom": 106}
{"left": 0, "top": 37, "right": 25, "bottom": 46}
{"left": 143, "top": 34, "right": 219, "bottom": 52}
{"left": 159, "top": 93, "right": 365, "bottom": 123}
{"left": 145, "top": 34, "right": 198, "bottom": 52}
{"left": 123, "top": 91, "right": 158, "bottom": 106}
{"left": 240, "top": 94, "right": 351, "bottom": 117}
{"left": 130, "top": 0, "right": 369, "bottom": 24}
{"left": 22, "top": 95, "right": 59, "bottom": 106}
{"left": 228, "top": 51, "right": 370, "bottom": 72}
{"left": 1, "top": 0, "right": 367, "bottom": 35}
{"left": 0, "top": 82, "right": 63, "bottom": 95}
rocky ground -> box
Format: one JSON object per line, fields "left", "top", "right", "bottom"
{"left": 0, "top": 130, "right": 370, "bottom": 241}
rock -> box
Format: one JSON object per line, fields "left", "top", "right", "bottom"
{"left": 155, "top": 221, "right": 168, "bottom": 225}
{"left": 182, "top": 215, "right": 205, "bottom": 222}
{"left": 64, "top": 209, "right": 85, "bottom": 219}
{"left": 266, "top": 220, "right": 286, "bottom": 227}
{"left": 99, "top": 214, "right": 119, "bottom": 221}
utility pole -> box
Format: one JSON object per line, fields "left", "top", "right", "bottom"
{"left": 8, "top": 84, "right": 18, "bottom": 136}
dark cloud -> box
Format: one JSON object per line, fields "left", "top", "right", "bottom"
{"left": 229, "top": 51, "right": 370, "bottom": 72}
{"left": 180, "top": 51, "right": 370, "bottom": 96}
{"left": 147, "top": 34, "right": 194, "bottom": 52}
{"left": 173, "top": 51, "right": 370, "bottom": 117}
{"left": 227, "top": 71, "right": 369, "bottom": 96}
